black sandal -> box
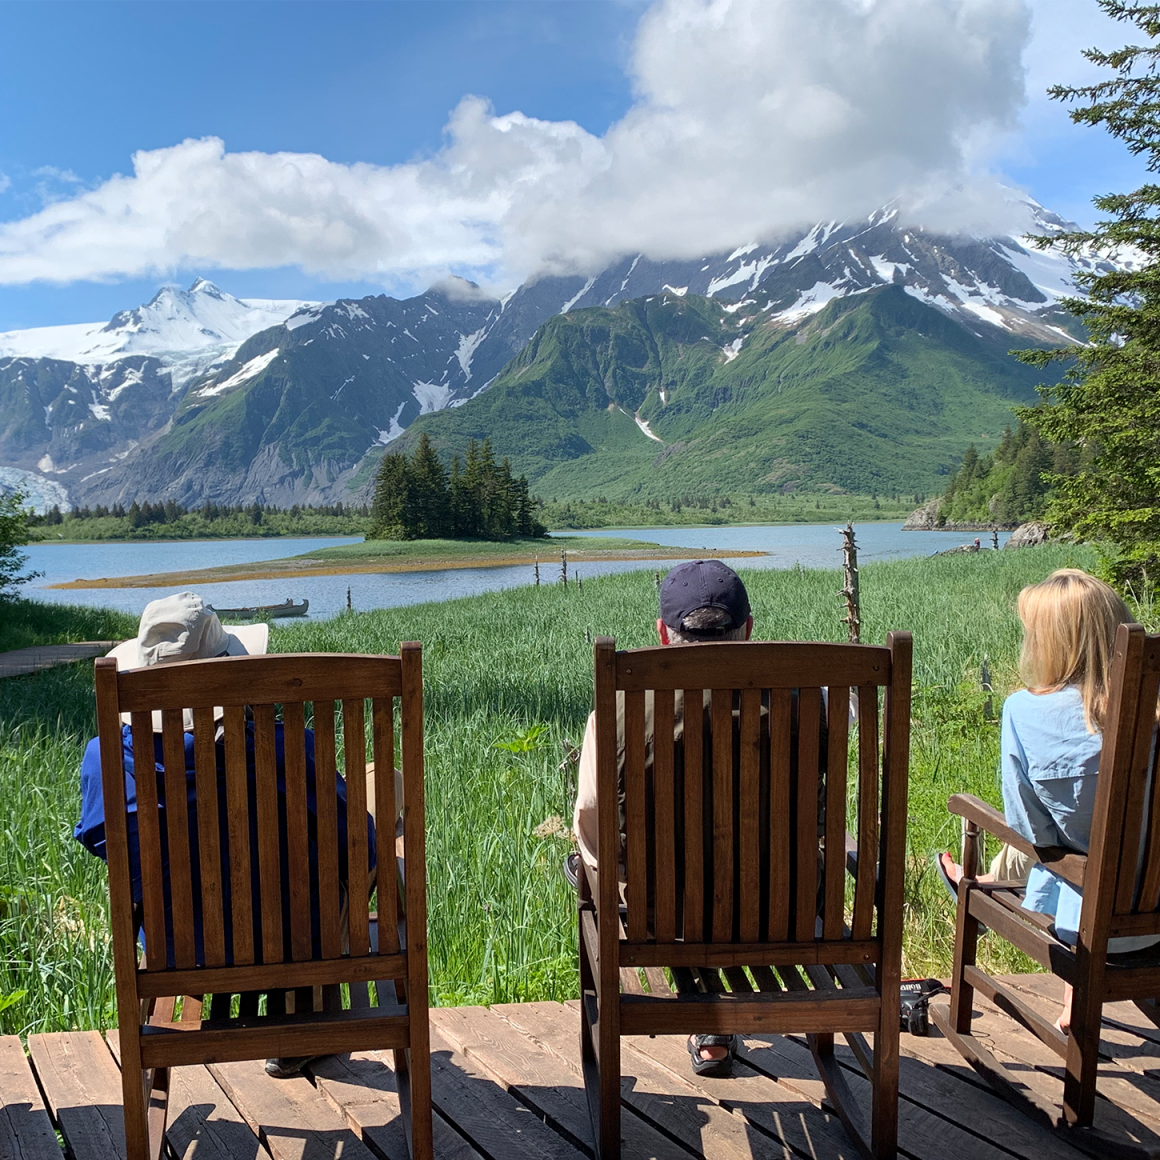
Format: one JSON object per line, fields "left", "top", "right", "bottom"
{"left": 687, "top": 1034, "right": 740, "bottom": 1078}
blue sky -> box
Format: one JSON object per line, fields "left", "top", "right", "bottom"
{"left": 0, "top": 0, "right": 1149, "bottom": 331}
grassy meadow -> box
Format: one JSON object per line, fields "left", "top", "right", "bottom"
{"left": 0, "top": 543, "right": 1110, "bottom": 1036}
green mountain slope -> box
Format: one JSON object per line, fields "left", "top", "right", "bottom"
{"left": 393, "top": 285, "right": 1054, "bottom": 499}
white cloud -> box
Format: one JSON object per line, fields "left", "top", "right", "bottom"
{"left": 0, "top": 0, "right": 1033, "bottom": 291}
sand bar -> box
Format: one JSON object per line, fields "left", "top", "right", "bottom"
{"left": 50, "top": 545, "right": 764, "bottom": 589}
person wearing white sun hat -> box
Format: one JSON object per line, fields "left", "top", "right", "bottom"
{"left": 75, "top": 593, "right": 395, "bottom": 1078}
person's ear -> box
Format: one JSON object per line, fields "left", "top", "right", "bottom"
{"left": 657, "top": 618, "right": 670, "bottom": 645}
{"left": 744, "top": 616, "right": 753, "bottom": 640}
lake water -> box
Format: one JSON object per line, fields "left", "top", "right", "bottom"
{"left": 17, "top": 523, "right": 1007, "bottom": 620}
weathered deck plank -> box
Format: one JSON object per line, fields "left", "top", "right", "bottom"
{"left": 0, "top": 643, "right": 116, "bottom": 680}
{"left": 0, "top": 1036, "right": 63, "bottom": 1160}
{"left": 106, "top": 1030, "right": 266, "bottom": 1160}
{"left": 311, "top": 1050, "right": 482, "bottom": 1160}
{"left": 502, "top": 999, "right": 837, "bottom": 1160}
{"left": 432, "top": 1004, "right": 681, "bottom": 1159}
{"left": 15, "top": 981, "right": 1160, "bottom": 1160}
{"left": 28, "top": 1031, "right": 126, "bottom": 1160}
{"left": 208, "top": 1058, "right": 381, "bottom": 1160}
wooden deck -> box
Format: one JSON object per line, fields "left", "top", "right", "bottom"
{"left": 6, "top": 975, "right": 1160, "bottom": 1159}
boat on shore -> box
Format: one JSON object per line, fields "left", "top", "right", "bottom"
{"left": 209, "top": 598, "right": 309, "bottom": 620}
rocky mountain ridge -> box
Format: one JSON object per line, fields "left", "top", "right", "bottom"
{"left": 0, "top": 196, "right": 1119, "bottom": 509}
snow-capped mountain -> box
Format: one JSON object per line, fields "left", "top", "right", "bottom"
{"left": 0, "top": 278, "right": 318, "bottom": 388}
{"left": 0, "top": 197, "right": 1127, "bottom": 509}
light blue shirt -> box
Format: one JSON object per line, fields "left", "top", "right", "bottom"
{"left": 1001, "top": 686, "right": 1158, "bottom": 953}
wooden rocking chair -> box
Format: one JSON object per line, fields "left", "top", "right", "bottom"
{"left": 578, "top": 633, "right": 913, "bottom": 1160}
{"left": 94, "top": 647, "right": 433, "bottom": 1160}
{"left": 931, "top": 621, "right": 1160, "bottom": 1159}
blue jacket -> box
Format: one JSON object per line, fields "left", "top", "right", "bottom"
{"left": 76, "top": 723, "right": 376, "bottom": 968}
{"left": 1002, "top": 687, "right": 1157, "bottom": 953}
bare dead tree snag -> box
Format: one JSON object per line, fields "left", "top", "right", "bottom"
{"left": 840, "top": 522, "right": 861, "bottom": 644}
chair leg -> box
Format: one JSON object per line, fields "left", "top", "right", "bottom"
{"left": 120, "top": 1036, "right": 152, "bottom": 1160}
{"left": 1063, "top": 964, "right": 1103, "bottom": 1128}
{"left": 810, "top": 1032, "right": 876, "bottom": 1160}
{"left": 871, "top": 982, "right": 900, "bottom": 1160}
{"left": 950, "top": 879, "right": 980, "bottom": 1034}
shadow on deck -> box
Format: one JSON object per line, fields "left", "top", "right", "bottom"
{"left": 5, "top": 975, "right": 1160, "bottom": 1159}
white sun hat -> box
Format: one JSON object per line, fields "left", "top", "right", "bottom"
{"left": 106, "top": 592, "right": 269, "bottom": 730}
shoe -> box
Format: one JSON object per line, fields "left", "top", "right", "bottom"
{"left": 934, "top": 852, "right": 988, "bottom": 934}
{"left": 264, "top": 1055, "right": 324, "bottom": 1078}
{"left": 687, "top": 1034, "right": 740, "bottom": 1078}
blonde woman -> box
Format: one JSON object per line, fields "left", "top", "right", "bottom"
{"left": 939, "top": 568, "right": 1156, "bottom": 1032}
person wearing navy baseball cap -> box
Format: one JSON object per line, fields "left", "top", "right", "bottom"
{"left": 656, "top": 559, "right": 753, "bottom": 643}
{"left": 570, "top": 560, "right": 763, "bottom": 1077}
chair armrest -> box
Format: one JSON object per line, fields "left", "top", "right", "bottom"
{"left": 947, "top": 793, "right": 1086, "bottom": 890}
{"left": 947, "top": 794, "right": 1036, "bottom": 858}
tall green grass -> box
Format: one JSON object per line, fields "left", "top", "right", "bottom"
{"left": 0, "top": 544, "right": 1103, "bottom": 1034}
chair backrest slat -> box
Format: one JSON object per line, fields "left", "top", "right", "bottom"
{"left": 738, "top": 688, "right": 762, "bottom": 944}
{"left": 682, "top": 689, "right": 705, "bottom": 942}
{"left": 794, "top": 687, "right": 822, "bottom": 943}
{"left": 191, "top": 705, "right": 226, "bottom": 968}
{"left": 600, "top": 637, "right": 907, "bottom": 959}
{"left": 252, "top": 702, "right": 283, "bottom": 965}
{"left": 767, "top": 689, "right": 792, "bottom": 942}
{"left": 281, "top": 702, "right": 313, "bottom": 962}
{"left": 1114, "top": 665, "right": 1160, "bottom": 915}
{"left": 852, "top": 685, "right": 880, "bottom": 941}
{"left": 711, "top": 689, "right": 735, "bottom": 943}
{"left": 1135, "top": 711, "right": 1160, "bottom": 913}
{"left": 342, "top": 697, "right": 370, "bottom": 958}
{"left": 222, "top": 705, "right": 254, "bottom": 966}
{"left": 652, "top": 689, "right": 677, "bottom": 944}
{"left": 372, "top": 697, "right": 400, "bottom": 955}
{"left": 161, "top": 708, "right": 197, "bottom": 969}
{"left": 130, "top": 711, "right": 167, "bottom": 966}
{"left": 95, "top": 650, "right": 425, "bottom": 1005}
{"left": 823, "top": 685, "right": 850, "bottom": 941}
{"left": 623, "top": 690, "right": 648, "bottom": 943}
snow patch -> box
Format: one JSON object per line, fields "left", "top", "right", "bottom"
{"left": 728, "top": 243, "right": 760, "bottom": 261}
{"left": 662, "top": 284, "right": 688, "bottom": 297}
{"left": 560, "top": 275, "right": 596, "bottom": 314}
{"left": 378, "top": 401, "right": 408, "bottom": 444}
{"left": 89, "top": 403, "right": 112, "bottom": 421}
{"left": 632, "top": 410, "right": 663, "bottom": 443}
{"left": 777, "top": 282, "right": 845, "bottom": 321}
{"left": 960, "top": 301, "right": 1008, "bottom": 328}
{"left": 198, "top": 348, "right": 280, "bottom": 398}
{"left": 454, "top": 326, "right": 487, "bottom": 381}
{"left": 867, "top": 255, "right": 911, "bottom": 283}
{"left": 285, "top": 305, "right": 325, "bottom": 331}
{"left": 412, "top": 380, "right": 455, "bottom": 415}
{"left": 722, "top": 336, "right": 745, "bottom": 362}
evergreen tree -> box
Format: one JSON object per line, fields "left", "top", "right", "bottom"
{"left": 369, "top": 454, "right": 409, "bottom": 539}
{"left": 407, "top": 434, "right": 451, "bottom": 538}
{"left": 1019, "top": 1, "right": 1160, "bottom": 589}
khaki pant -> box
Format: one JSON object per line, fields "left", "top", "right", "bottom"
{"left": 988, "top": 843, "right": 1034, "bottom": 884}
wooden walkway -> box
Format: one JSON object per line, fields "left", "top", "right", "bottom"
{"left": 6, "top": 975, "right": 1160, "bottom": 1159}
{"left": 0, "top": 642, "right": 116, "bottom": 680}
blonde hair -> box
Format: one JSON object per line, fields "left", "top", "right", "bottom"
{"left": 1017, "top": 568, "right": 1132, "bottom": 733}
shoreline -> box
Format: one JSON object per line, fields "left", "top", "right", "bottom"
{"left": 50, "top": 545, "right": 765, "bottom": 590}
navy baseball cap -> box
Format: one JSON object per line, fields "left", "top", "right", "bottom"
{"left": 659, "top": 560, "right": 751, "bottom": 636}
